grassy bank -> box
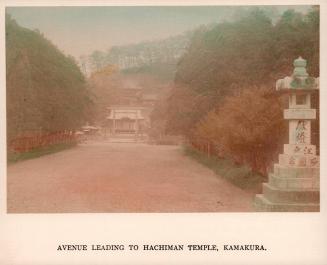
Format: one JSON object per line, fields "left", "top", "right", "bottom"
{"left": 184, "top": 145, "right": 266, "bottom": 192}
{"left": 8, "top": 141, "right": 77, "bottom": 164}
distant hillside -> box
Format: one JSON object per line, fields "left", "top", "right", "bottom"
{"left": 121, "top": 62, "right": 177, "bottom": 82}
{"left": 81, "top": 32, "right": 192, "bottom": 78}
{"left": 79, "top": 5, "right": 313, "bottom": 78}
{"left": 6, "top": 15, "right": 93, "bottom": 141}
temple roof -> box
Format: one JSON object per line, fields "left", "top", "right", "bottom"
{"left": 106, "top": 108, "right": 145, "bottom": 120}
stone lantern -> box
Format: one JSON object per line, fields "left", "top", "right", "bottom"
{"left": 254, "top": 57, "right": 320, "bottom": 211}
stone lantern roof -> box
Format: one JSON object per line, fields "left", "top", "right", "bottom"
{"left": 276, "top": 57, "right": 319, "bottom": 92}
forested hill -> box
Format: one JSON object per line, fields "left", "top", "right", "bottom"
{"left": 150, "top": 7, "right": 319, "bottom": 175}
{"left": 81, "top": 32, "right": 191, "bottom": 79}
{"left": 165, "top": 8, "right": 319, "bottom": 135}
{"left": 6, "top": 15, "right": 93, "bottom": 141}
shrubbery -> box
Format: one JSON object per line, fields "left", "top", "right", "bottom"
{"left": 193, "top": 87, "right": 286, "bottom": 175}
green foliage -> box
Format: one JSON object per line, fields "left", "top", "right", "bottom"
{"left": 162, "top": 7, "right": 319, "bottom": 176}
{"left": 164, "top": 85, "right": 213, "bottom": 136}
{"left": 272, "top": 7, "right": 319, "bottom": 76}
{"left": 87, "top": 32, "right": 191, "bottom": 74}
{"left": 184, "top": 145, "right": 266, "bottom": 191}
{"left": 122, "top": 63, "right": 176, "bottom": 81}
{"left": 167, "top": 7, "right": 319, "bottom": 135}
{"left": 6, "top": 15, "right": 94, "bottom": 140}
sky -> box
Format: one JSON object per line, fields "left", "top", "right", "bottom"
{"left": 6, "top": 6, "right": 312, "bottom": 59}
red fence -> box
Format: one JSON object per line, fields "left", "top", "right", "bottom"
{"left": 189, "top": 138, "right": 246, "bottom": 166}
{"left": 9, "top": 131, "right": 77, "bottom": 153}
{"left": 189, "top": 139, "right": 223, "bottom": 158}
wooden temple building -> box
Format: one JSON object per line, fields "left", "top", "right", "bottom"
{"left": 105, "top": 82, "right": 157, "bottom": 137}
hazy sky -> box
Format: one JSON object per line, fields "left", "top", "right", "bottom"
{"left": 6, "top": 6, "right": 311, "bottom": 59}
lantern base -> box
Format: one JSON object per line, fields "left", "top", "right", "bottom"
{"left": 254, "top": 194, "right": 319, "bottom": 212}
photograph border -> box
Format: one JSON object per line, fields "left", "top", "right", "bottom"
{"left": 1, "top": 0, "right": 326, "bottom": 264}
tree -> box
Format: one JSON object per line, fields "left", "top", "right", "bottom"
{"left": 6, "top": 15, "right": 94, "bottom": 141}
{"left": 166, "top": 7, "right": 319, "bottom": 142}
{"left": 194, "top": 87, "right": 286, "bottom": 175}
{"left": 90, "top": 50, "right": 106, "bottom": 72}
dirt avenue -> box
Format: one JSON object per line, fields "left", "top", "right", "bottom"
{"left": 7, "top": 142, "right": 254, "bottom": 213}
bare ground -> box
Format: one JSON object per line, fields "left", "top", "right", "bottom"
{"left": 7, "top": 142, "right": 255, "bottom": 213}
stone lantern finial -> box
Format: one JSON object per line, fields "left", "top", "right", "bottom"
{"left": 293, "top": 56, "right": 308, "bottom": 78}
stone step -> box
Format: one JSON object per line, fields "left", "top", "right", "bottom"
{"left": 284, "top": 144, "right": 316, "bottom": 156}
{"left": 279, "top": 154, "right": 319, "bottom": 168}
{"left": 107, "top": 138, "right": 146, "bottom": 143}
{"left": 274, "top": 164, "right": 319, "bottom": 178}
{"left": 108, "top": 134, "right": 147, "bottom": 139}
{"left": 254, "top": 194, "right": 319, "bottom": 212}
{"left": 269, "top": 174, "right": 319, "bottom": 190}
{"left": 262, "top": 183, "right": 319, "bottom": 204}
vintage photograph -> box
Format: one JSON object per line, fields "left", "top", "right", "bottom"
{"left": 6, "top": 5, "right": 320, "bottom": 213}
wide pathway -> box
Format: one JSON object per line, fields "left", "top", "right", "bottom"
{"left": 7, "top": 142, "right": 254, "bottom": 213}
